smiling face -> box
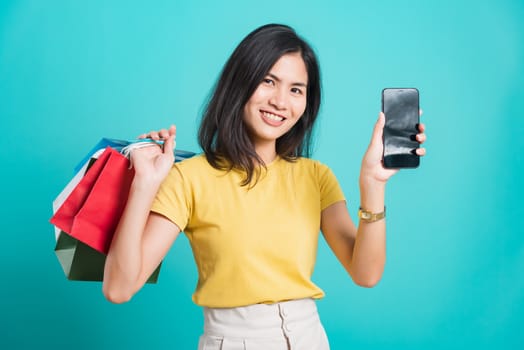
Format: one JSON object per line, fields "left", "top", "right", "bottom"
{"left": 242, "top": 52, "right": 308, "bottom": 157}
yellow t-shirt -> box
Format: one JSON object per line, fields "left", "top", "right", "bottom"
{"left": 151, "top": 154, "right": 345, "bottom": 308}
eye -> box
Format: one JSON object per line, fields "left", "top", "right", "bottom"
{"left": 263, "top": 78, "right": 275, "bottom": 85}
{"left": 291, "top": 87, "right": 304, "bottom": 95}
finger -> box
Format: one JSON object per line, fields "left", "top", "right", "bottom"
{"left": 137, "top": 133, "right": 147, "bottom": 139}
{"left": 149, "top": 131, "right": 160, "bottom": 140}
{"left": 418, "top": 122, "right": 426, "bottom": 133}
{"left": 416, "top": 147, "right": 426, "bottom": 156}
{"left": 416, "top": 133, "right": 426, "bottom": 143}
{"left": 156, "top": 126, "right": 177, "bottom": 139}
{"left": 158, "top": 129, "right": 170, "bottom": 139}
{"left": 168, "top": 125, "right": 177, "bottom": 137}
{"left": 370, "top": 112, "right": 385, "bottom": 146}
{"left": 163, "top": 134, "right": 175, "bottom": 155}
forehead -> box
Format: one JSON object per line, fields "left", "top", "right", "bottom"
{"left": 268, "top": 52, "right": 308, "bottom": 84}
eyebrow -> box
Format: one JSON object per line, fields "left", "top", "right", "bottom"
{"left": 267, "top": 73, "right": 307, "bottom": 88}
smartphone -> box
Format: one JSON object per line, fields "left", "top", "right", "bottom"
{"left": 381, "top": 88, "right": 420, "bottom": 168}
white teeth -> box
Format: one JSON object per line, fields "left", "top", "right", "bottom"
{"left": 263, "top": 112, "right": 284, "bottom": 121}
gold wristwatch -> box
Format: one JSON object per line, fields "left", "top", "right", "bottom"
{"left": 358, "top": 206, "right": 386, "bottom": 223}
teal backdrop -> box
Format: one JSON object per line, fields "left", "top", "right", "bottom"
{"left": 1, "top": 0, "right": 523, "bottom": 349}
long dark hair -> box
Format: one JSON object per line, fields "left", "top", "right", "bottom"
{"left": 198, "top": 24, "right": 321, "bottom": 185}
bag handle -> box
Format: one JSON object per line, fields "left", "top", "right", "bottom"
{"left": 121, "top": 139, "right": 173, "bottom": 169}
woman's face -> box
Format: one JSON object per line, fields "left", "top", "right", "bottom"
{"left": 243, "top": 52, "right": 308, "bottom": 149}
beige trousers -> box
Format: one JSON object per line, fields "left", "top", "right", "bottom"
{"left": 198, "top": 298, "right": 330, "bottom": 350}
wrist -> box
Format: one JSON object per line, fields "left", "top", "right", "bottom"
{"left": 358, "top": 206, "right": 386, "bottom": 223}
{"left": 131, "top": 175, "right": 163, "bottom": 193}
{"left": 359, "top": 175, "right": 386, "bottom": 213}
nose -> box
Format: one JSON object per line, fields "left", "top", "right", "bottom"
{"left": 269, "top": 87, "right": 287, "bottom": 110}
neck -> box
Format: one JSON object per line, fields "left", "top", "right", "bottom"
{"left": 254, "top": 142, "right": 277, "bottom": 165}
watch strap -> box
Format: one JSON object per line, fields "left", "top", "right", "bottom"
{"left": 358, "top": 206, "right": 386, "bottom": 222}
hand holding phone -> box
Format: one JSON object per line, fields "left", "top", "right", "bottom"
{"left": 382, "top": 88, "right": 420, "bottom": 168}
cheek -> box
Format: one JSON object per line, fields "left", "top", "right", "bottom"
{"left": 244, "top": 93, "right": 262, "bottom": 116}
{"left": 293, "top": 99, "right": 307, "bottom": 117}
{"left": 243, "top": 98, "right": 257, "bottom": 119}
{"left": 247, "top": 87, "right": 267, "bottom": 105}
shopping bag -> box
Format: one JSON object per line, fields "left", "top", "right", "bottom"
{"left": 55, "top": 230, "right": 160, "bottom": 283}
{"left": 52, "top": 154, "right": 102, "bottom": 240}
{"left": 50, "top": 139, "right": 195, "bottom": 282}
{"left": 50, "top": 147, "right": 133, "bottom": 254}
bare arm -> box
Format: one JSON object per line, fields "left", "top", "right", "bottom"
{"left": 103, "top": 126, "right": 180, "bottom": 303}
{"left": 321, "top": 113, "right": 426, "bottom": 287}
{"left": 321, "top": 184, "right": 386, "bottom": 287}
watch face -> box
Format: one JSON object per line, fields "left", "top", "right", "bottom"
{"left": 359, "top": 210, "right": 371, "bottom": 220}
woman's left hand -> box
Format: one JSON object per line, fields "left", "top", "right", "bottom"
{"left": 360, "top": 111, "right": 426, "bottom": 184}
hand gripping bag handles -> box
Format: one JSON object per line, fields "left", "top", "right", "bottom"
{"left": 50, "top": 140, "right": 195, "bottom": 282}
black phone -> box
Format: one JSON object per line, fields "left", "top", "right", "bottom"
{"left": 381, "top": 88, "right": 420, "bottom": 168}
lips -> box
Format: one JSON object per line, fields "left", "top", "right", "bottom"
{"left": 260, "top": 110, "right": 286, "bottom": 126}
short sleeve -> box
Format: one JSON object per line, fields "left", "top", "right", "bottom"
{"left": 150, "top": 163, "right": 192, "bottom": 232}
{"left": 317, "top": 162, "right": 346, "bottom": 210}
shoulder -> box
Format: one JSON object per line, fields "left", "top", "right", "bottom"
{"left": 169, "top": 153, "right": 237, "bottom": 185}
{"left": 296, "top": 157, "right": 328, "bottom": 168}
{"left": 162, "top": 154, "right": 209, "bottom": 183}
{"left": 285, "top": 157, "right": 333, "bottom": 175}
{"left": 173, "top": 154, "right": 217, "bottom": 174}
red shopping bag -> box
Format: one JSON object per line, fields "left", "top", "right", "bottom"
{"left": 50, "top": 147, "right": 133, "bottom": 254}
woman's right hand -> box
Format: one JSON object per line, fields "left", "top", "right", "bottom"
{"left": 132, "top": 125, "right": 176, "bottom": 185}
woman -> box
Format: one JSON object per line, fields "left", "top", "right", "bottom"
{"left": 103, "top": 24, "right": 427, "bottom": 349}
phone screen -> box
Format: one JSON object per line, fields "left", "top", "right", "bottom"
{"left": 382, "top": 88, "right": 420, "bottom": 168}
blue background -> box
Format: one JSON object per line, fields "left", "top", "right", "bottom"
{"left": 1, "top": 0, "right": 523, "bottom": 349}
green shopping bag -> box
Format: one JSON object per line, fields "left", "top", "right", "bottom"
{"left": 54, "top": 230, "right": 161, "bottom": 282}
